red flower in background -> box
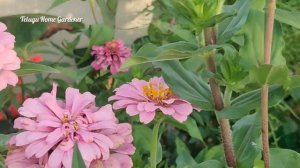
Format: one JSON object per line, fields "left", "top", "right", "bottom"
{"left": 29, "top": 54, "right": 44, "bottom": 63}
{"left": 7, "top": 92, "right": 27, "bottom": 118}
{"left": 0, "top": 111, "right": 6, "bottom": 121}
{"left": 7, "top": 104, "right": 18, "bottom": 118}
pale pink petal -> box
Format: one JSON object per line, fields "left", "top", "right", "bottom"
{"left": 125, "top": 105, "right": 139, "bottom": 116}
{"left": 139, "top": 111, "right": 155, "bottom": 124}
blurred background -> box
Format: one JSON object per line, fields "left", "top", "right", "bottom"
{"left": 0, "top": 0, "right": 153, "bottom": 46}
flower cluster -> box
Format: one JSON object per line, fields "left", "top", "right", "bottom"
{"left": 109, "top": 77, "right": 195, "bottom": 124}
{"left": 0, "top": 22, "right": 20, "bottom": 91}
{"left": 5, "top": 84, "right": 135, "bottom": 168}
{"left": 91, "top": 39, "right": 131, "bottom": 74}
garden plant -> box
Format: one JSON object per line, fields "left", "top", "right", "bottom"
{"left": 1, "top": 0, "right": 300, "bottom": 168}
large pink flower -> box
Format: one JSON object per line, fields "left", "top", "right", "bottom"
{"left": 91, "top": 39, "right": 131, "bottom": 74}
{"left": 5, "top": 137, "right": 47, "bottom": 168}
{"left": 5, "top": 84, "right": 134, "bottom": 168}
{"left": 109, "top": 77, "right": 195, "bottom": 124}
{"left": 90, "top": 123, "right": 135, "bottom": 168}
{"left": 0, "top": 22, "right": 20, "bottom": 91}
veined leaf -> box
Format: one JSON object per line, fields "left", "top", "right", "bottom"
{"left": 270, "top": 148, "right": 300, "bottom": 168}
{"left": 219, "top": 85, "right": 285, "bottom": 119}
{"left": 249, "top": 64, "right": 289, "bottom": 86}
{"left": 122, "top": 42, "right": 225, "bottom": 69}
{"left": 275, "top": 8, "right": 300, "bottom": 29}
{"left": 155, "top": 60, "right": 213, "bottom": 110}
{"left": 233, "top": 112, "right": 261, "bottom": 168}
{"left": 218, "top": 0, "right": 250, "bottom": 44}
{"left": 239, "top": 9, "right": 286, "bottom": 69}
{"left": 175, "top": 138, "right": 198, "bottom": 168}
{"left": 16, "top": 62, "right": 60, "bottom": 76}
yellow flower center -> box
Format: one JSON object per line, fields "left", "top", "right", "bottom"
{"left": 73, "top": 122, "right": 79, "bottom": 130}
{"left": 62, "top": 114, "right": 70, "bottom": 123}
{"left": 143, "top": 82, "right": 172, "bottom": 103}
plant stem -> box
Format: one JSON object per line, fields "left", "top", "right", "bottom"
{"left": 150, "top": 117, "right": 164, "bottom": 168}
{"left": 262, "top": 0, "right": 276, "bottom": 167}
{"left": 269, "top": 116, "right": 279, "bottom": 147}
{"left": 88, "top": 0, "right": 99, "bottom": 24}
{"left": 224, "top": 87, "right": 232, "bottom": 107}
{"left": 204, "top": 27, "right": 236, "bottom": 168}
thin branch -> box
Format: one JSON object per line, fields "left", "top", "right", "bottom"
{"left": 262, "top": 0, "right": 276, "bottom": 167}
{"left": 204, "top": 27, "right": 236, "bottom": 168}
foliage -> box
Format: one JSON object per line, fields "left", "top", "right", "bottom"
{"left": 0, "top": 0, "right": 300, "bottom": 167}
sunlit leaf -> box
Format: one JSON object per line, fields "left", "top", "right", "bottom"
{"left": 16, "top": 62, "right": 60, "bottom": 76}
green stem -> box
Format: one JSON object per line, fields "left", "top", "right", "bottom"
{"left": 150, "top": 117, "right": 164, "bottom": 168}
{"left": 224, "top": 87, "right": 232, "bottom": 107}
{"left": 269, "top": 116, "right": 279, "bottom": 147}
{"left": 88, "top": 0, "right": 99, "bottom": 24}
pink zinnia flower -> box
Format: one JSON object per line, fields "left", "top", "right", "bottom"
{"left": 5, "top": 84, "right": 134, "bottom": 168}
{"left": 0, "top": 22, "right": 20, "bottom": 91}
{"left": 109, "top": 77, "right": 195, "bottom": 124}
{"left": 5, "top": 137, "right": 48, "bottom": 168}
{"left": 90, "top": 123, "right": 135, "bottom": 168}
{"left": 91, "top": 39, "right": 131, "bottom": 74}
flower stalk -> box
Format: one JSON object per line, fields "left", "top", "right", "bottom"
{"left": 262, "top": 0, "right": 277, "bottom": 167}
{"left": 150, "top": 117, "right": 164, "bottom": 168}
{"left": 204, "top": 27, "right": 236, "bottom": 168}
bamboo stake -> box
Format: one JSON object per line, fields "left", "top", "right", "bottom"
{"left": 262, "top": 0, "right": 276, "bottom": 167}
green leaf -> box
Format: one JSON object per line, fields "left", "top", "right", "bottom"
{"left": 239, "top": 9, "right": 286, "bottom": 69}
{"left": 122, "top": 42, "right": 204, "bottom": 69}
{"left": 72, "top": 143, "right": 86, "bottom": 168}
{"left": 204, "top": 11, "right": 237, "bottom": 27}
{"left": 217, "top": 0, "right": 250, "bottom": 44}
{"left": 183, "top": 118, "right": 205, "bottom": 143}
{"left": 96, "top": 0, "right": 117, "bottom": 28}
{"left": 270, "top": 148, "right": 300, "bottom": 168}
{"left": 77, "top": 66, "right": 92, "bottom": 82}
{"left": 156, "top": 141, "right": 163, "bottom": 164}
{"left": 16, "top": 62, "right": 60, "bottom": 76}
{"left": 196, "top": 160, "right": 224, "bottom": 168}
{"left": 233, "top": 112, "right": 261, "bottom": 168}
{"left": 175, "top": 138, "right": 198, "bottom": 168}
{"left": 48, "top": 0, "right": 70, "bottom": 10}
{"left": 175, "top": 138, "right": 224, "bottom": 168}
{"left": 150, "top": 20, "right": 197, "bottom": 43}
{"left": 155, "top": 60, "right": 213, "bottom": 110}
{"left": 78, "top": 24, "right": 114, "bottom": 64}
{"left": 275, "top": 8, "right": 300, "bottom": 29}
{"left": 0, "top": 133, "right": 16, "bottom": 152}
{"left": 249, "top": 65, "right": 289, "bottom": 86}
{"left": 219, "top": 85, "right": 285, "bottom": 119}
{"left": 204, "top": 145, "right": 225, "bottom": 164}
{"left": 220, "top": 45, "right": 248, "bottom": 88}
{"left": 288, "top": 76, "right": 300, "bottom": 89}
{"left": 133, "top": 125, "right": 152, "bottom": 152}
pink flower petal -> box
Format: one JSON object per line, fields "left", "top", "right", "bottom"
{"left": 139, "top": 111, "right": 155, "bottom": 124}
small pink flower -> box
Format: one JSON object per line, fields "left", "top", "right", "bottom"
{"left": 6, "top": 84, "right": 134, "bottom": 168}
{"left": 0, "top": 22, "right": 21, "bottom": 91}
{"left": 109, "top": 77, "right": 195, "bottom": 124}
{"left": 90, "top": 123, "right": 135, "bottom": 168}
{"left": 91, "top": 39, "right": 131, "bottom": 74}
